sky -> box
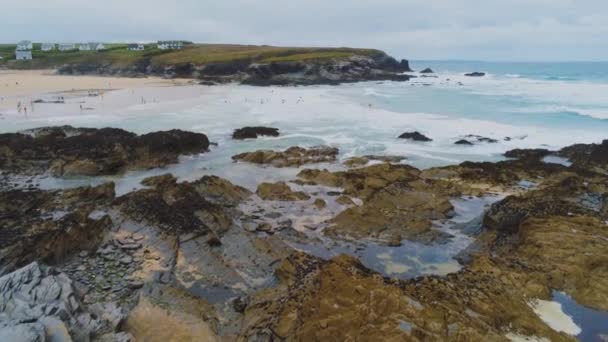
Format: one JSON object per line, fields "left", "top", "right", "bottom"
{"left": 2, "top": 0, "right": 607, "bottom": 61}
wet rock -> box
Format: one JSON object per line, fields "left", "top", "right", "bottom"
{"left": 335, "top": 195, "right": 355, "bottom": 206}
{"left": 0, "top": 184, "right": 114, "bottom": 275}
{"left": 233, "top": 146, "right": 339, "bottom": 167}
{"left": 0, "top": 262, "right": 123, "bottom": 341}
{"left": 256, "top": 223, "right": 273, "bottom": 233}
{"left": 232, "top": 296, "right": 249, "bottom": 313}
{"left": 465, "top": 72, "right": 486, "bottom": 77}
{"left": 454, "top": 139, "right": 474, "bottom": 145}
{"left": 0, "top": 323, "right": 46, "bottom": 342}
{"left": 419, "top": 68, "right": 434, "bottom": 74}
{"left": 115, "top": 175, "right": 236, "bottom": 236}
{"left": 0, "top": 126, "right": 210, "bottom": 176}
{"left": 119, "top": 256, "right": 133, "bottom": 265}
{"left": 206, "top": 236, "right": 222, "bottom": 247}
{"left": 398, "top": 131, "right": 432, "bottom": 142}
{"left": 140, "top": 174, "right": 177, "bottom": 188}
{"left": 313, "top": 198, "right": 327, "bottom": 209}
{"left": 232, "top": 126, "right": 279, "bottom": 140}
{"left": 240, "top": 252, "right": 574, "bottom": 341}
{"left": 190, "top": 175, "right": 252, "bottom": 205}
{"left": 464, "top": 135, "right": 498, "bottom": 143}
{"left": 256, "top": 182, "right": 311, "bottom": 201}
{"left": 298, "top": 163, "right": 455, "bottom": 243}
{"left": 125, "top": 288, "right": 219, "bottom": 341}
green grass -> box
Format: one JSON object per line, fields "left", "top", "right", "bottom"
{"left": 0, "top": 43, "right": 383, "bottom": 70}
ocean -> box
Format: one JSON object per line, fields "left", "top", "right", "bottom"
{"left": 3, "top": 61, "right": 608, "bottom": 191}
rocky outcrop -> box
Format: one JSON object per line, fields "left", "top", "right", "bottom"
{"left": 0, "top": 183, "right": 114, "bottom": 275}
{"left": 0, "top": 262, "right": 133, "bottom": 342}
{"left": 297, "top": 163, "right": 459, "bottom": 243}
{"left": 454, "top": 139, "right": 474, "bottom": 145}
{"left": 239, "top": 253, "right": 574, "bottom": 342}
{"left": 398, "top": 131, "right": 432, "bottom": 142}
{"left": 420, "top": 68, "right": 434, "bottom": 74}
{"left": 0, "top": 126, "right": 210, "bottom": 176}
{"left": 232, "top": 127, "right": 279, "bottom": 140}
{"left": 57, "top": 51, "right": 414, "bottom": 86}
{"left": 114, "top": 174, "right": 234, "bottom": 236}
{"left": 465, "top": 72, "right": 486, "bottom": 77}
{"left": 232, "top": 146, "right": 339, "bottom": 167}
{"left": 344, "top": 155, "right": 406, "bottom": 167}
{"left": 256, "top": 182, "right": 311, "bottom": 201}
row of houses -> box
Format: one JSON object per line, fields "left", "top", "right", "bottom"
{"left": 14, "top": 40, "right": 186, "bottom": 60}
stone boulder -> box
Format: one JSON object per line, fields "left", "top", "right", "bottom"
{"left": 232, "top": 146, "right": 339, "bottom": 167}
{"left": 464, "top": 72, "right": 486, "bottom": 77}
{"left": 398, "top": 131, "right": 432, "bottom": 142}
{"left": 0, "top": 126, "right": 210, "bottom": 176}
{"left": 115, "top": 175, "right": 238, "bottom": 236}
{"left": 0, "top": 262, "right": 125, "bottom": 341}
{"left": 419, "top": 68, "right": 434, "bottom": 74}
{"left": 0, "top": 183, "right": 114, "bottom": 275}
{"left": 256, "top": 182, "right": 311, "bottom": 201}
{"left": 454, "top": 139, "right": 473, "bottom": 145}
{"left": 232, "top": 127, "right": 279, "bottom": 140}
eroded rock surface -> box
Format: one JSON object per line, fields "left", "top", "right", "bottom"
{"left": 0, "top": 183, "right": 114, "bottom": 275}
{"left": 0, "top": 262, "right": 134, "bottom": 342}
{"left": 232, "top": 126, "right": 279, "bottom": 140}
{"left": 0, "top": 126, "right": 209, "bottom": 176}
{"left": 233, "top": 146, "right": 339, "bottom": 167}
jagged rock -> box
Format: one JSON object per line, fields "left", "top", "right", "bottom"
{"left": 232, "top": 127, "right": 279, "bottom": 140}
{"left": 419, "top": 68, "right": 434, "bottom": 74}
{"left": 0, "top": 262, "right": 124, "bottom": 341}
{"left": 454, "top": 139, "right": 474, "bottom": 145}
{"left": 464, "top": 134, "right": 498, "bottom": 143}
{"left": 465, "top": 72, "right": 486, "bottom": 77}
{"left": 256, "top": 182, "right": 311, "bottom": 201}
{"left": 115, "top": 175, "right": 238, "bottom": 236}
{"left": 313, "top": 198, "right": 327, "bottom": 209}
{"left": 398, "top": 131, "right": 432, "bottom": 142}
{"left": 0, "top": 323, "right": 46, "bottom": 342}
{"left": 0, "top": 184, "right": 114, "bottom": 275}
{"left": 0, "top": 126, "right": 210, "bottom": 176}
{"left": 298, "top": 163, "right": 457, "bottom": 243}
{"left": 233, "top": 146, "right": 339, "bottom": 167}
{"left": 190, "top": 175, "right": 252, "bottom": 205}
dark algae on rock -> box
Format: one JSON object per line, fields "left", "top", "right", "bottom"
{"left": 0, "top": 126, "right": 209, "bottom": 176}
{"left": 1, "top": 123, "right": 608, "bottom": 341}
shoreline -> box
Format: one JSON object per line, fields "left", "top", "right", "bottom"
{"left": 0, "top": 69, "right": 194, "bottom": 114}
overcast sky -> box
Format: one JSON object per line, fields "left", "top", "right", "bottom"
{"left": 2, "top": 0, "right": 607, "bottom": 61}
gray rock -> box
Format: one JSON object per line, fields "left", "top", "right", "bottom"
{"left": 119, "top": 256, "right": 133, "bottom": 265}
{"left": 0, "top": 323, "right": 46, "bottom": 342}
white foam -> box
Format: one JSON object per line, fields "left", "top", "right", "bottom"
{"left": 529, "top": 298, "right": 581, "bottom": 336}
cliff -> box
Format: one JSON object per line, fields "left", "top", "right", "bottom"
{"left": 0, "top": 43, "right": 413, "bottom": 85}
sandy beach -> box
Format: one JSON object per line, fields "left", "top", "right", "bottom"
{"left": 0, "top": 70, "right": 194, "bottom": 115}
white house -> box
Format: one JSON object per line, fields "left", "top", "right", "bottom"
{"left": 16, "top": 50, "right": 32, "bottom": 60}
{"left": 58, "top": 43, "right": 76, "bottom": 51}
{"left": 16, "top": 40, "right": 33, "bottom": 60}
{"left": 41, "top": 43, "right": 56, "bottom": 51}
{"left": 16, "top": 40, "right": 33, "bottom": 50}
{"left": 157, "top": 41, "right": 183, "bottom": 50}
{"left": 79, "top": 42, "right": 104, "bottom": 51}
{"left": 128, "top": 43, "right": 145, "bottom": 51}
{"left": 89, "top": 42, "right": 105, "bottom": 51}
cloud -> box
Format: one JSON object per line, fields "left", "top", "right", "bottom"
{"left": 1, "top": 0, "right": 606, "bottom": 61}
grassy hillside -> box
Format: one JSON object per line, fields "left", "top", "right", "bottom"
{"left": 0, "top": 43, "right": 382, "bottom": 70}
